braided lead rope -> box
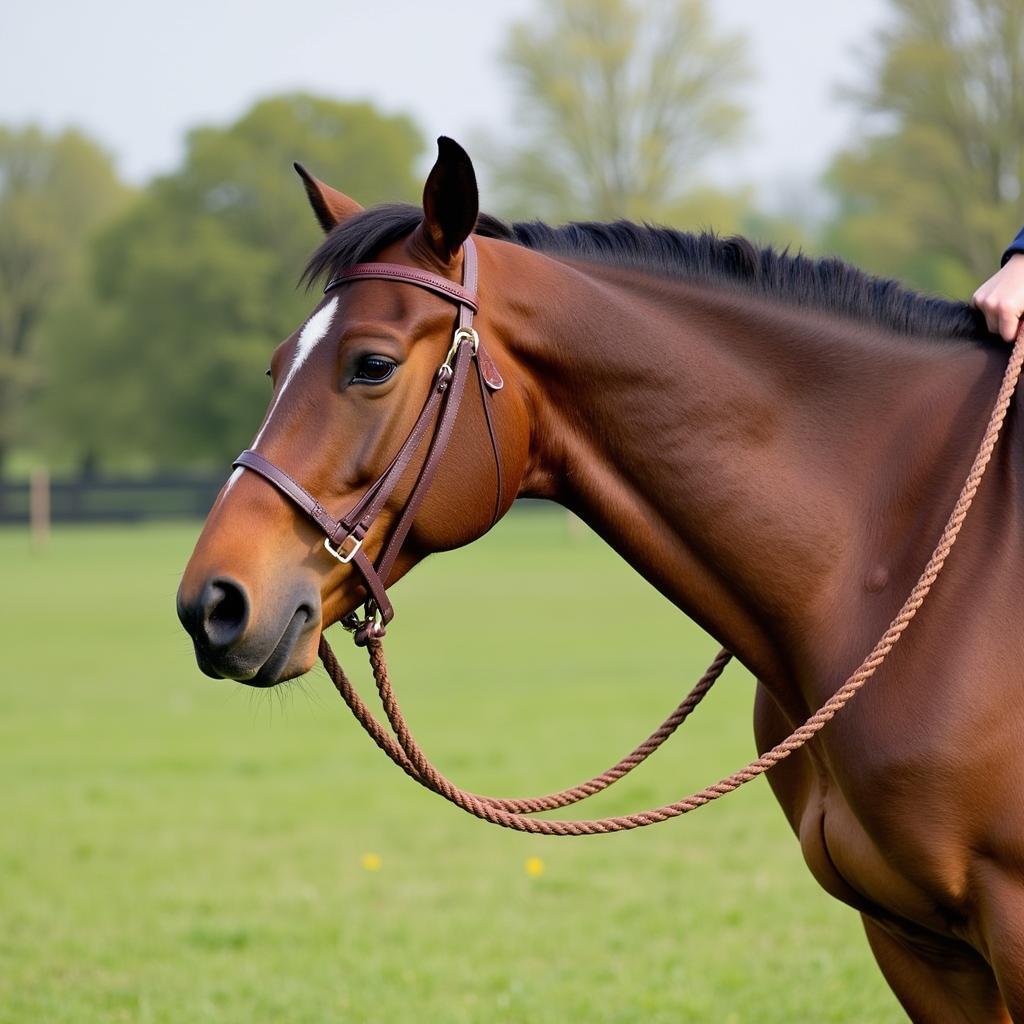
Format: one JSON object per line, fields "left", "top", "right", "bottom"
{"left": 319, "top": 638, "right": 731, "bottom": 812}
{"left": 321, "top": 332, "right": 1024, "bottom": 834}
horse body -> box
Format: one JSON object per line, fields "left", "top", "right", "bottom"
{"left": 178, "top": 140, "right": 1024, "bottom": 1020}
{"left": 486, "top": 237, "right": 1024, "bottom": 1016}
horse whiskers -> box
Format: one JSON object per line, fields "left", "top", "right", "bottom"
{"left": 288, "top": 674, "right": 326, "bottom": 710}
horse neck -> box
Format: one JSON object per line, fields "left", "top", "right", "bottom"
{"left": 490, "top": 247, "right": 1009, "bottom": 712}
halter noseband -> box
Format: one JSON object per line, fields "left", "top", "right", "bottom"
{"left": 233, "top": 236, "right": 504, "bottom": 645}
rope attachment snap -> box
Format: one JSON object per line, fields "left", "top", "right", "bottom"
{"left": 342, "top": 602, "right": 387, "bottom": 647}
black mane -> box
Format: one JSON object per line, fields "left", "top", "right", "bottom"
{"left": 302, "top": 204, "right": 992, "bottom": 343}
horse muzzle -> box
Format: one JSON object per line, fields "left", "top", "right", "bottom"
{"left": 176, "top": 575, "right": 321, "bottom": 687}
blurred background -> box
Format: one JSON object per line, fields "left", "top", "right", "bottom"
{"left": 4, "top": 0, "right": 1023, "bottom": 495}
{"left": 1, "top": 1, "right": 1022, "bottom": 1021}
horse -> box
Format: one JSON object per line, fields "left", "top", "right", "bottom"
{"left": 177, "top": 137, "right": 1024, "bottom": 1021}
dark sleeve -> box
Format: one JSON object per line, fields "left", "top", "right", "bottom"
{"left": 1003, "top": 226, "right": 1024, "bottom": 265}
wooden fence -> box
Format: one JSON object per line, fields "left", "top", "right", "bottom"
{"left": 0, "top": 471, "right": 225, "bottom": 526}
{"left": 0, "top": 473, "right": 559, "bottom": 539}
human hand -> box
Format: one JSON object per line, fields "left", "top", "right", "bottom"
{"left": 973, "top": 254, "right": 1024, "bottom": 342}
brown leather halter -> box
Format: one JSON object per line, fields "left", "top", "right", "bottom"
{"left": 233, "top": 236, "right": 503, "bottom": 646}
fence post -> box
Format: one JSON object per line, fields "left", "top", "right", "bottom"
{"left": 30, "top": 466, "right": 50, "bottom": 552}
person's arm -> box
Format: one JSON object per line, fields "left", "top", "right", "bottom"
{"left": 972, "top": 228, "right": 1024, "bottom": 341}
{"left": 1003, "top": 227, "right": 1024, "bottom": 266}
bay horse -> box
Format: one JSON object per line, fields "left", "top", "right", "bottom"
{"left": 178, "top": 137, "right": 1024, "bottom": 1021}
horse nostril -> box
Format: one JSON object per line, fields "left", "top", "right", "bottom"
{"left": 201, "top": 577, "right": 250, "bottom": 649}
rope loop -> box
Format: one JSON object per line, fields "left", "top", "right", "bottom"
{"left": 320, "top": 331, "right": 1024, "bottom": 835}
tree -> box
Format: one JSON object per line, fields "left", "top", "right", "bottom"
{"left": 485, "top": 0, "right": 750, "bottom": 224}
{"left": 0, "top": 126, "right": 129, "bottom": 475}
{"left": 824, "top": 0, "right": 1024, "bottom": 297}
{"left": 41, "top": 94, "right": 423, "bottom": 469}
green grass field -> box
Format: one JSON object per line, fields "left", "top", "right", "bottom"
{"left": 0, "top": 512, "right": 904, "bottom": 1022}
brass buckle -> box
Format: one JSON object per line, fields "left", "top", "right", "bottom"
{"left": 324, "top": 533, "right": 362, "bottom": 564}
{"left": 441, "top": 327, "right": 480, "bottom": 374}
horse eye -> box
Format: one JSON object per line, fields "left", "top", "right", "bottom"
{"left": 351, "top": 355, "right": 397, "bottom": 385}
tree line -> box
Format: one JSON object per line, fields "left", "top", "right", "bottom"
{"left": 1, "top": 0, "right": 1021, "bottom": 479}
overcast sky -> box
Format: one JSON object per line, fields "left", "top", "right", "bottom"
{"left": 2, "top": 0, "right": 890, "bottom": 207}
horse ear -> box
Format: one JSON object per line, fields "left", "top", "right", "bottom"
{"left": 421, "top": 137, "right": 479, "bottom": 263}
{"left": 293, "top": 162, "right": 363, "bottom": 233}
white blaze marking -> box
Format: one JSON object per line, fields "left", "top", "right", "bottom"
{"left": 214, "top": 465, "right": 245, "bottom": 509}
{"left": 223, "top": 466, "right": 244, "bottom": 496}
{"left": 250, "top": 297, "right": 338, "bottom": 450}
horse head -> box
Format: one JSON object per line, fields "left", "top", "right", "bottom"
{"left": 177, "top": 139, "right": 531, "bottom": 685}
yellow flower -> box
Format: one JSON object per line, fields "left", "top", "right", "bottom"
{"left": 361, "top": 852, "right": 382, "bottom": 872}
{"left": 524, "top": 856, "right": 545, "bottom": 878}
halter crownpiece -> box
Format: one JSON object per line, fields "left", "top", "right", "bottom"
{"left": 233, "top": 235, "right": 504, "bottom": 645}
